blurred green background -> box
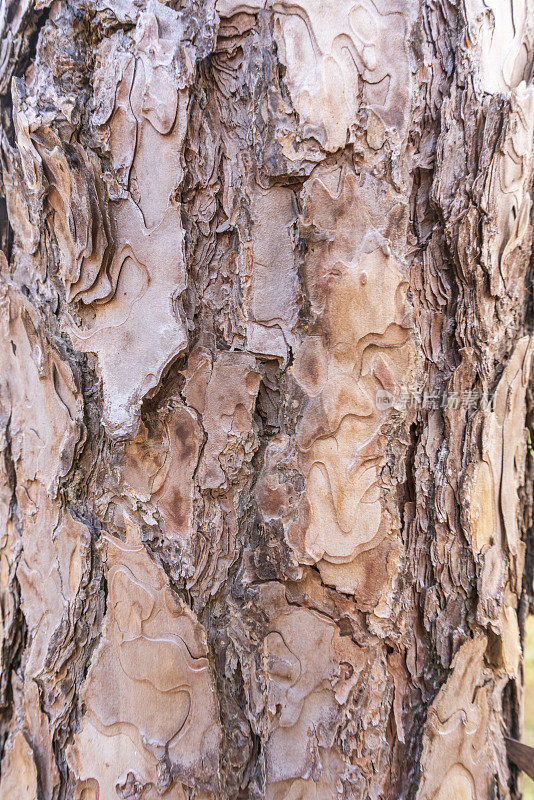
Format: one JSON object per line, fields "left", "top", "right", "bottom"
{"left": 524, "top": 615, "right": 534, "bottom": 800}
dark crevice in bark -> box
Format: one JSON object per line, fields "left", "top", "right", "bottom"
{"left": 52, "top": 537, "right": 107, "bottom": 800}
{"left": 398, "top": 1, "right": 465, "bottom": 796}
{"left": 502, "top": 679, "right": 520, "bottom": 799}
{"left": 0, "top": 195, "right": 13, "bottom": 264}
{"left": 206, "top": 616, "right": 261, "bottom": 799}
{"left": 522, "top": 193, "right": 534, "bottom": 614}
{"left": 12, "top": 6, "right": 50, "bottom": 82}
{"left": 0, "top": 578, "right": 26, "bottom": 768}
{"left": 0, "top": 2, "right": 51, "bottom": 167}
{"left": 0, "top": 416, "right": 27, "bottom": 765}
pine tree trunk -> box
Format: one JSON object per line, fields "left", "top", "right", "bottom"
{"left": 1, "top": 1, "right": 533, "bottom": 798}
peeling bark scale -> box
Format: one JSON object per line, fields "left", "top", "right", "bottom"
{"left": 0, "top": 0, "right": 534, "bottom": 798}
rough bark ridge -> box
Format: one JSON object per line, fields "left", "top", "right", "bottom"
{"left": 0, "top": 0, "right": 533, "bottom": 799}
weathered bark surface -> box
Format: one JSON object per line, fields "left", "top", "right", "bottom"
{"left": 0, "top": 1, "right": 533, "bottom": 798}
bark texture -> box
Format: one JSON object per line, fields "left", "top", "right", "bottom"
{"left": 0, "top": 0, "right": 534, "bottom": 798}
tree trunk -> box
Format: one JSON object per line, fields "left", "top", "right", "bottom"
{"left": 0, "top": 0, "right": 533, "bottom": 798}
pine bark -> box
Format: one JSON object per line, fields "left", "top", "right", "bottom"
{"left": 0, "top": 1, "right": 533, "bottom": 799}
